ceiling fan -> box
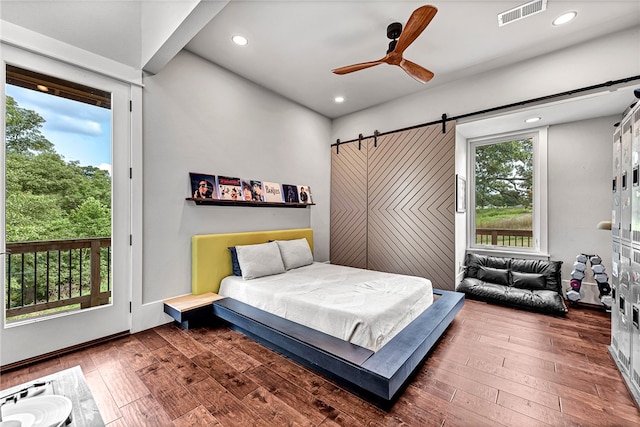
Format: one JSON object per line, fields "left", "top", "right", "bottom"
{"left": 332, "top": 5, "right": 437, "bottom": 84}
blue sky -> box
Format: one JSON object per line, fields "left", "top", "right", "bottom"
{"left": 6, "top": 84, "right": 112, "bottom": 172}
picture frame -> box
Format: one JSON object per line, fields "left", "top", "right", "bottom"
{"left": 218, "top": 176, "right": 242, "bottom": 201}
{"left": 297, "top": 185, "right": 313, "bottom": 204}
{"left": 282, "top": 184, "right": 300, "bottom": 203}
{"left": 190, "top": 172, "right": 218, "bottom": 200}
{"left": 248, "top": 180, "right": 266, "bottom": 202}
{"left": 263, "top": 182, "right": 284, "bottom": 203}
{"left": 456, "top": 174, "right": 466, "bottom": 213}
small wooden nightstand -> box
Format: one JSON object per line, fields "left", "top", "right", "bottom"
{"left": 163, "top": 292, "right": 224, "bottom": 329}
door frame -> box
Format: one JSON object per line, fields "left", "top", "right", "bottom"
{"left": 0, "top": 35, "right": 142, "bottom": 366}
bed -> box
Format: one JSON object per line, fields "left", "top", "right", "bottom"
{"left": 219, "top": 262, "right": 434, "bottom": 352}
{"left": 192, "top": 228, "right": 464, "bottom": 408}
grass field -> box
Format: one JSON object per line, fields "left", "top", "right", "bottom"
{"left": 475, "top": 207, "right": 532, "bottom": 230}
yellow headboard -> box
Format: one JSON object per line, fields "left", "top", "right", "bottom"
{"left": 191, "top": 228, "right": 314, "bottom": 294}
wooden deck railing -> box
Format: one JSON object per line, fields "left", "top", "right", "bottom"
{"left": 476, "top": 228, "right": 533, "bottom": 247}
{"left": 5, "top": 237, "right": 111, "bottom": 320}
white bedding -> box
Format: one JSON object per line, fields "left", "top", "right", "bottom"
{"left": 218, "top": 262, "right": 433, "bottom": 352}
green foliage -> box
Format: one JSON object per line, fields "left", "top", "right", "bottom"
{"left": 70, "top": 197, "right": 111, "bottom": 237}
{"left": 5, "top": 192, "right": 72, "bottom": 241}
{"left": 475, "top": 207, "right": 533, "bottom": 248}
{"left": 5, "top": 95, "right": 111, "bottom": 242}
{"left": 475, "top": 138, "right": 532, "bottom": 208}
{"left": 475, "top": 207, "right": 532, "bottom": 230}
{"left": 5, "top": 96, "right": 54, "bottom": 154}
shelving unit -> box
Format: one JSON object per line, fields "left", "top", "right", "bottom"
{"left": 186, "top": 197, "right": 314, "bottom": 208}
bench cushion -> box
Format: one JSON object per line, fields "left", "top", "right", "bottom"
{"left": 457, "top": 277, "right": 567, "bottom": 315}
{"left": 477, "top": 266, "right": 510, "bottom": 287}
{"left": 511, "top": 271, "right": 546, "bottom": 290}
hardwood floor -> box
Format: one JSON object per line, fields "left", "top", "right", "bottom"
{"left": 1, "top": 299, "right": 639, "bottom": 426}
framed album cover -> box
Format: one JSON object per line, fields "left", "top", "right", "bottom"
{"left": 190, "top": 173, "right": 217, "bottom": 200}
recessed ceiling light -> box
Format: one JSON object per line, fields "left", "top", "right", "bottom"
{"left": 232, "top": 35, "right": 248, "bottom": 46}
{"left": 525, "top": 117, "right": 542, "bottom": 123}
{"left": 36, "top": 84, "right": 49, "bottom": 92}
{"left": 334, "top": 96, "right": 345, "bottom": 103}
{"left": 553, "top": 11, "right": 577, "bottom": 26}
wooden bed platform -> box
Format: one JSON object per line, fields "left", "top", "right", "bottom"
{"left": 191, "top": 228, "right": 464, "bottom": 408}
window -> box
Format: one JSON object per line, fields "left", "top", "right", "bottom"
{"left": 4, "top": 65, "right": 113, "bottom": 322}
{"left": 469, "top": 128, "right": 548, "bottom": 255}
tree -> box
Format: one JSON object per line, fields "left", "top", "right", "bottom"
{"left": 475, "top": 138, "right": 533, "bottom": 208}
{"left": 69, "top": 197, "right": 111, "bottom": 237}
{"left": 5, "top": 192, "right": 71, "bottom": 242}
{"left": 5, "top": 95, "right": 111, "bottom": 242}
{"left": 8, "top": 154, "right": 111, "bottom": 211}
{"left": 5, "top": 96, "right": 54, "bottom": 155}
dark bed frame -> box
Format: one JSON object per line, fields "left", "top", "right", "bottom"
{"left": 190, "top": 229, "right": 464, "bottom": 408}
{"left": 212, "top": 289, "right": 464, "bottom": 408}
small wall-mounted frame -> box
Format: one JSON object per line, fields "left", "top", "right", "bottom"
{"left": 456, "top": 174, "right": 466, "bottom": 213}
{"left": 190, "top": 172, "right": 218, "bottom": 200}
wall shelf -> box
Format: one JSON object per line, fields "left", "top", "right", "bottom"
{"left": 186, "top": 198, "right": 314, "bottom": 208}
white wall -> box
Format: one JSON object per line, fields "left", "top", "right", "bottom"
{"left": 548, "top": 115, "right": 618, "bottom": 305}
{"left": 139, "top": 50, "right": 331, "bottom": 329}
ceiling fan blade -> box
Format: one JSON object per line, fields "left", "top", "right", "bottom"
{"left": 399, "top": 59, "right": 434, "bottom": 84}
{"left": 394, "top": 5, "right": 438, "bottom": 55}
{"left": 332, "top": 59, "right": 385, "bottom": 75}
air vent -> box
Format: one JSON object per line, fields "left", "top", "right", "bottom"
{"left": 498, "top": 0, "right": 547, "bottom": 27}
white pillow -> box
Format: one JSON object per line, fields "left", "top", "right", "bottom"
{"left": 235, "top": 241, "right": 285, "bottom": 280}
{"left": 275, "top": 238, "right": 313, "bottom": 270}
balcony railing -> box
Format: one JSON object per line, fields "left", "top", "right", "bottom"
{"left": 475, "top": 228, "right": 533, "bottom": 247}
{"left": 5, "top": 237, "right": 111, "bottom": 321}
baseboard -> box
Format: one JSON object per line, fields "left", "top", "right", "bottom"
{"left": 0, "top": 330, "right": 130, "bottom": 373}
{"left": 132, "top": 299, "right": 175, "bottom": 333}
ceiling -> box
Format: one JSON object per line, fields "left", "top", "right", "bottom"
{"left": 1, "top": 1, "right": 639, "bottom": 125}
{"left": 185, "top": 0, "right": 640, "bottom": 119}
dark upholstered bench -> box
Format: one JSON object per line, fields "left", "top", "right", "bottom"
{"left": 457, "top": 253, "right": 567, "bottom": 315}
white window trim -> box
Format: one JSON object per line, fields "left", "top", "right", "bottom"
{"left": 468, "top": 127, "right": 548, "bottom": 258}
{"left": 0, "top": 37, "right": 145, "bottom": 365}
{"left": 2, "top": 19, "right": 145, "bottom": 333}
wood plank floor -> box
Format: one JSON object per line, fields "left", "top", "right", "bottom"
{"left": 1, "top": 299, "right": 639, "bottom": 426}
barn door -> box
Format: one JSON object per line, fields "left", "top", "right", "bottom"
{"left": 330, "top": 122, "right": 456, "bottom": 290}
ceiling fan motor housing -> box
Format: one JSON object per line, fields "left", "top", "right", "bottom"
{"left": 386, "top": 22, "right": 402, "bottom": 53}
{"left": 387, "top": 22, "right": 402, "bottom": 40}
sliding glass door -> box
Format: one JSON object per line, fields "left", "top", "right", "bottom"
{"left": 1, "top": 46, "right": 131, "bottom": 366}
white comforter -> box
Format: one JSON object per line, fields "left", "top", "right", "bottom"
{"left": 219, "top": 262, "right": 433, "bottom": 352}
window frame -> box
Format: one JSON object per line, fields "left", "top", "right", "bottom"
{"left": 468, "top": 127, "right": 548, "bottom": 257}
{"left": 0, "top": 42, "right": 137, "bottom": 366}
